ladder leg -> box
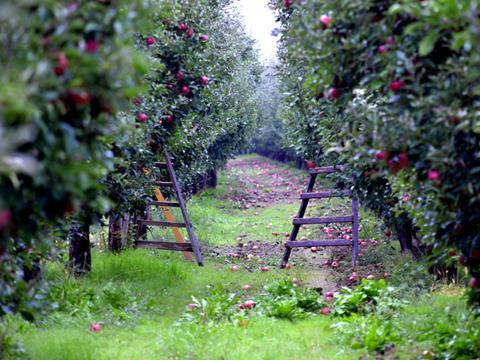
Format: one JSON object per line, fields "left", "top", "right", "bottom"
{"left": 280, "top": 173, "right": 317, "bottom": 268}
{"left": 135, "top": 208, "right": 150, "bottom": 243}
{"left": 164, "top": 150, "right": 204, "bottom": 266}
{"left": 351, "top": 198, "right": 359, "bottom": 267}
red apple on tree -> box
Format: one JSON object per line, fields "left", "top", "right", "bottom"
{"left": 180, "top": 86, "right": 190, "bottom": 95}
{"left": 200, "top": 34, "right": 209, "bottom": 42}
{"left": 200, "top": 76, "right": 209, "bottom": 85}
{"left": 390, "top": 80, "right": 405, "bottom": 92}
{"left": 178, "top": 22, "right": 188, "bottom": 31}
{"left": 326, "top": 87, "right": 341, "bottom": 100}
{"left": 398, "top": 152, "right": 409, "bottom": 168}
{"left": 0, "top": 209, "right": 12, "bottom": 229}
{"left": 145, "top": 36, "right": 155, "bottom": 45}
{"left": 375, "top": 151, "right": 388, "bottom": 161}
{"left": 175, "top": 71, "right": 185, "bottom": 80}
{"left": 54, "top": 52, "right": 68, "bottom": 76}
{"left": 70, "top": 91, "right": 92, "bottom": 105}
{"left": 85, "top": 40, "right": 99, "bottom": 53}
{"left": 427, "top": 169, "right": 440, "bottom": 181}
{"left": 320, "top": 14, "right": 332, "bottom": 27}
{"left": 378, "top": 45, "right": 388, "bottom": 54}
{"left": 164, "top": 115, "right": 173, "bottom": 122}
{"left": 136, "top": 113, "right": 148, "bottom": 122}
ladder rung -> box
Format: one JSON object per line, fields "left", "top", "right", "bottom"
{"left": 138, "top": 220, "right": 187, "bottom": 228}
{"left": 293, "top": 216, "right": 354, "bottom": 225}
{"left": 135, "top": 240, "right": 193, "bottom": 251}
{"left": 154, "top": 181, "right": 174, "bottom": 187}
{"left": 286, "top": 239, "right": 352, "bottom": 248}
{"left": 154, "top": 162, "right": 168, "bottom": 169}
{"left": 308, "top": 165, "right": 346, "bottom": 174}
{"left": 146, "top": 201, "right": 180, "bottom": 207}
{"left": 301, "top": 190, "right": 352, "bottom": 199}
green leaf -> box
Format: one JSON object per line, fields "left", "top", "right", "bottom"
{"left": 404, "top": 23, "right": 423, "bottom": 35}
{"left": 419, "top": 32, "right": 439, "bottom": 56}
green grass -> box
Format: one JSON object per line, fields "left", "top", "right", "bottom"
{"left": 23, "top": 317, "right": 359, "bottom": 360}
{"left": 20, "top": 250, "right": 476, "bottom": 360}
{"left": 21, "top": 250, "right": 362, "bottom": 360}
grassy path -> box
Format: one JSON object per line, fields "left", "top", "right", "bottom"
{"left": 16, "top": 155, "right": 471, "bottom": 360}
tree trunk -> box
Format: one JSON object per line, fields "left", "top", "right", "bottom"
{"left": 108, "top": 213, "right": 130, "bottom": 252}
{"left": 108, "top": 213, "right": 123, "bottom": 252}
{"left": 395, "top": 223, "right": 412, "bottom": 252}
{"left": 207, "top": 168, "right": 217, "bottom": 188}
{"left": 68, "top": 220, "right": 91, "bottom": 276}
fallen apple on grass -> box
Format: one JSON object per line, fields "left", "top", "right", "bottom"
{"left": 89, "top": 323, "right": 101, "bottom": 332}
{"left": 244, "top": 300, "right": 255, "bottom": 309}
{"left": 320, "top": 308, "right": 330, "bottom": 315}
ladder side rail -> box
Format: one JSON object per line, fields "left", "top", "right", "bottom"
{"left": 351, "top": 198, "right": 359, "bottom": 267}
{"left": 164, "top": 150, "right": 204, "bottom": 266}
{"left": 280, "top": 173, "right": 317, "bottom": 268}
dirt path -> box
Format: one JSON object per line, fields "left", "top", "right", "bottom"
{"left": 222, "top": 157, "right": 305, "bottom": 208}
{"left": 204, "top": 155, "right": 354, "bottom": 291}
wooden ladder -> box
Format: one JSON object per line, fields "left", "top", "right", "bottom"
{"left": 280, "top": 165, "right": 359, "bottom": 268}
{"left": 135, "top": 150, "right": 204, "bottom": 266}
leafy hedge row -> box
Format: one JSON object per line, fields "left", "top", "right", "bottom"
{"left": 0, "top": 0, "right": 150, "bottom": 318}
{"left": 272, "top": 0, "right": 480, "bottom": 305}
{"left": 0, "top": 0, "right": 261, "bottom": 317}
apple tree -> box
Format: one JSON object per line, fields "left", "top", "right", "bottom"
{"left": 0, "top": 0, "right": 149, "bottom": 317}
{"left": 272, "top": 0, "right": 480, "bottom": 305}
